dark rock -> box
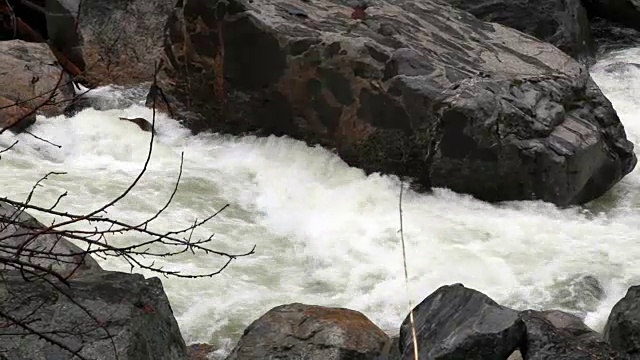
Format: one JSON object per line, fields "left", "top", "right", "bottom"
{"left": 0, "top": 40, "right": 75, "bottom": 117}
{"left": 604, "top": 286, "right": 640, "bottom": 355}
{"left": 154, "top": 0, "right": 637, "bottom": 206}
{"left": 226, "top": 303, "right": 390, "bottom": 360}
{"left": 445, "top": 0, "right": 594, "bottom": 61}
{"left": 0, "top": 271, "right": 189, "bottom": 360}
{"left": 119, "top": 117, "right": 156, "bottom": 133}
{"left": 589, "top": 17, "right": 640, "bottom": 54}
{"left": 78, "top": 0, "right": 177, "bottom": 86}
{"left": 0, "top": 0, "right": 86, "bottom": 77}
{"left": 187, "top": 343, "right": 217, "bottom": 360}
{"left": 399, "top": 284, "right": 524, "bottom": 359}
{"left": 582, "top": 0, "right": 640, "bottom": 32}
{"left": 386, "top": 336, "right": 402, "bottom": 360}
{"left": 0, "top": 200, "right": 103, "bottom": 277}
{"left": 521, "top": 310, "right": 626, "bottom": 359}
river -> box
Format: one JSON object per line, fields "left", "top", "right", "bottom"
{"left": 1, "top": 47, "right": 639, "bottom": 356}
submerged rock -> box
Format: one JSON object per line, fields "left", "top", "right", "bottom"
{"left": 521, "top": 310, "right": 625, "bottom": 360}
{"left": 399, "top": 284, "right": 523, "bottom": 359}
{"left": 0, "top": 40, "right": 75, "bottom": 117}
{"left": 154, "top": 0, "right": 636, "bottom": 206}
{"left": 0, "top": 271, "right": 189, "bottom": 360}
{"left": 604, "top": 286, "right": 640, "bottom": 356}
{"left": 226, "top": 303, "right": 389, "bottom": 359}
{"left": 445, "top": 0, "right": 594, "bottom": 61}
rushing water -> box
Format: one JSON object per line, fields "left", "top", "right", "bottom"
{"left": 1, "top": 48, "right": 640, "bottom": 356}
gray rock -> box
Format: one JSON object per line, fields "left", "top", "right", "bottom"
{"left": 0, "top": 270, "right": 189, "bottom": 360}
{"left": 0, "top": 40, "right": 75, "bottom": 117}
{"left": 604, "top": 286, "right": 640, "bottom": 356}
{"left": 155, "top": 0, "right": 636, "bottom": 206}
{"left": 78, "top": 0, "right": 177, "bottom": 86}
{"left": 399, "top": 283, "right": 524, "bottom": 359}
{"left": 0, "top": 200, "right": 102, "bottom": 278}
{"left": 521, "top": 310, "right": 625, "bottom": 360}
{"left": 226, "top": 303, "right": 390, "bottom": 360}
{"left": 445, "top": 0, "right": 594, "bottom": 61}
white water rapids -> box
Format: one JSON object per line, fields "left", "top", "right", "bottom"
{"left": 1, "top": 47, "right": 640, "bottom": 356}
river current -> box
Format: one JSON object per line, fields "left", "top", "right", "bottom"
{"left": 1, "top": 48, "right": 640, "bottom": 356}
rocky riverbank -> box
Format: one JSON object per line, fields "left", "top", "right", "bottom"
{"left": 3, "top": 200, "right": 640, "bottom": 360}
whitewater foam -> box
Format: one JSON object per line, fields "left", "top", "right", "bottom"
{"left": 1, "top": 47, "right": 639, "bottom": 354}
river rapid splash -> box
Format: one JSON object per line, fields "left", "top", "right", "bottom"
{"left": 1, "top": 48, "right": 640, "bottom": 356}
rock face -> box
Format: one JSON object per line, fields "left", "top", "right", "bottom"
{"left": 226, "top": 303, "right": 389, "bottom": 359}
{"left": 604, "top": 286, "right": 640, "bottom": 356}
{"left": 0, "top": 271, "right": 189, "bottom": 360}
{"left": 0, "top": 96, "right": 36, "bottom": 133}
{"left": 0, "top": 0, "right": 86, "bottom": 76}
{"left": 398, "top": 283, "right": 523, "bottom": 359}
{"left": 582, "top": 0, "right": 640, "bottom": 32}
{"left": 445, "top": 0, "right": 594, "bottom": 60}
{"left": 589, "top": 16, "right": 640, "bottom": 53}
{"left": 521, "top": 310, "right": 625, "bottom": 359}
{"left": 78, "top": 0, "right": 177, "bottom": 85}
{"left": 0, "top": 200, "right": 103, "bottom": 277}
{"left": 154, "top": 0, "right": 636, "bottom": 206}
{"left": 0, "top": 40, "right": 75, "bottom": 117}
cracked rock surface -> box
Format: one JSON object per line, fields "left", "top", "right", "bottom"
{"left": 155, "top": 0, "right": 637, "bottom": 206}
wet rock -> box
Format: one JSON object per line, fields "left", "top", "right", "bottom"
{"left": 226, "top": 303, "right": 389, "bottom": 360}
{"left": 590, "top": 17, "right": 640, "bottom": 54}
{"left": 399, "top": 284, "right": 523, "bottom": 359}
{"left": 0, "top": 271, "right": 189, "bottom": 360}
{"left": 582, "top": 0, "right": 640, "bottom": 32}
{"left": 119, "top": 117, "right": 155, "bottom": 133}
{"left": 604, "top": 286, "right": 640, "bottom": 355}
{"left": 79, "top": 0, "right": 177, "bottom": 86}
{"left": 552, "top": 274, "right": 606, "bottom": 317}
{"left": 386, "top": 336, "right": 401, "bottom": 360}
{"left": 521, "top": 310, "right": 625, "bottom": 359}
{"left": 0, "top": 200, "right": 103, "bottom": 278}
{"left": 154, "top": 0, "right": 636, "bottom": 206}
{"left": 0, "top": 96, "right": 36, "bottom": 134}
{"left": 0, "top": 40, "right": 75, "bottom": 117}
{"left": 445, "top": 0, "right": 594, "bottom": 61}
{"left": 187, "top": 343, "right": 217, "bottom": 360}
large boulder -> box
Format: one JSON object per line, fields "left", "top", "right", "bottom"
{"left": 521, "top": 310, "right": 625, "bottom": 359}
{"left": 78, "top": 0, "right": 177, "bottom": 86}
{"left": 445, "top": 0, "right": 594, "bottom": 61}
{"left": 0, "top": 40, "right": 75, "bottom": 117}
{"left": 0, "top": 200, "right": 102, "bottom": 277}
{"left": 226, "top": 303, "right": 390, "bottom": 359}
{"left": 0, "top": 270, "right": 189, "bottom": 360}
{"left": 153, "top": 0, "right": 636, "bottom": 206}
{"left": 0, "top": 0, "right": 86, "bottom": 77}
{"left": 604, "top": 286, "right": 640, "bottom": 356}
{"left": 398, "top": 284, "right": 523, "bottom": 359}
